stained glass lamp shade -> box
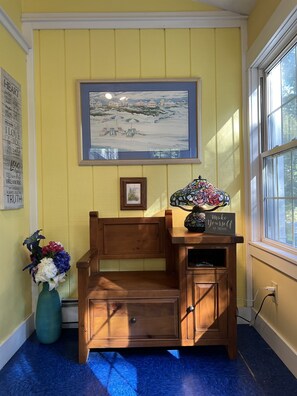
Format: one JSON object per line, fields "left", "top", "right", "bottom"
{"left": 170, "top": 176, "right": 230, "bottom": 232}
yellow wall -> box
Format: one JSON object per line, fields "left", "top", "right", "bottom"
{"left": 253, "top": 259, "right": 297, "bottom": 352}
{"left": 22, "top": 0, "right": 218, "bottom": 13}
{"left": 0, "top": 0, "right": 22, "bottom": 28}
{"left": 247, "top": 0, "right": 281, "bottom": 48}
{"left": 0, "top": 0, "right": 30, "bottom": 343}
{"left": 33, "top": 27, "right": 245, "bottom": 300}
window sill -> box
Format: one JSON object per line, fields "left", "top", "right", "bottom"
{"left": 248, "top": 241, "right": 297, "bottom": 281}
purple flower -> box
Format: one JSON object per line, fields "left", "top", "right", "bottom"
{"left": 53, "top": 250, "right": 71, "bottom": 274}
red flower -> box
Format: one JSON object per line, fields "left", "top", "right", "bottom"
{"left": 42, "top": 241, "right": 64, "bottom": 256}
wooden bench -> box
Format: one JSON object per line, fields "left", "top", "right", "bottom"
{"left": 76, "top": 209, "right": 179, "bottom": 363}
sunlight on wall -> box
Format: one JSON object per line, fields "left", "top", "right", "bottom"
{"left": 145, "top": 194, "right": 167, "bottom": 217}
{"left": 217, "top": 109, "right": 241, "bottom": 191}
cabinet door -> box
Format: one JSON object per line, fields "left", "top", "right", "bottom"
{"left": 186, "top": 271, "right": 228, "bottom": 342}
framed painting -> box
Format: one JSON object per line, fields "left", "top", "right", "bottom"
{"left": 77, "top": 79, "right": 201, "bottom": 165}
{"left": 120, "top": 177, "right": 147, "bottom": 210}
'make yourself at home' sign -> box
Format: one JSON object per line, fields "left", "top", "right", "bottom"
{"left": 205, "top": 212, "right": 235, "bottom": 235}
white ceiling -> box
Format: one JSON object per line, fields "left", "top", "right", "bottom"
{"left": 194, "top": 0, "right": 257, "bottom": 15}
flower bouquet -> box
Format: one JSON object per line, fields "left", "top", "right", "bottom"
{"left": 23, "top": 230, "right": 71, "bottom": 290}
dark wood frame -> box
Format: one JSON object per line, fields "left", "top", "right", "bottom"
{"left": 120, "top": 177, "right": 147, "bottom": 210}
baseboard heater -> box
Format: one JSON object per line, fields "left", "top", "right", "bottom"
{"left": 61, "top": 299, "right": 78, "bottom": 328}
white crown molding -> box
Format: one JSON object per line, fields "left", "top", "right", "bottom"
{"left": 0, "top": 6, "right": 30, "bottom": 52}
{"left": 21, "top": 11, "right": 247, "bottom": 30}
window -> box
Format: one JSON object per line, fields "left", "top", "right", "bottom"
{"left": 262, "top": 41, "right": 297, "bottom": 249}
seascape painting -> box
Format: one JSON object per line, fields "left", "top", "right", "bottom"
{"left": 78, "top": 80, "right": 200, "bottom": 164}
{"left": 89, "top": 90, "right": 189, "bottom": 160}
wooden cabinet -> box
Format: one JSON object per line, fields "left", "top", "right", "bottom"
{"left": 169, "top": 228, "right": 244, "bottom": 359}
{"left": 77, "top": 210, "right": 243, "bottom": 363}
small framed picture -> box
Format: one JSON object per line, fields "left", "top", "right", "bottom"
{"left": 120, "top": 177, "right": 147, "bottom": 210}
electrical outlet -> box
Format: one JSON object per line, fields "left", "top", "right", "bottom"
{"left": 271, "top": 281, "right": 278, "bottom": 304}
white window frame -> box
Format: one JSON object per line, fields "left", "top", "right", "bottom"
{"left": 261, "top": 39, "right": 297, "bottom": 250}
{"left": 248, "top": 7, "right": 297, "bottom": 278}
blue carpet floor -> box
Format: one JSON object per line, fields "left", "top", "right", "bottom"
{"left": 0, "top": 325, "right": 296, "bottom": 396}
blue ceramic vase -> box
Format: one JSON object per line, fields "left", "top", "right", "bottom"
{"left": 35, "top": 282, "right": 62, "bottom": 344}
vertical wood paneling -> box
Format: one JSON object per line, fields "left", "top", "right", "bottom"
{"left": 90, "top": 30, "right": 116, "bottom": 79}
{"left": 38, "top": 31, "right": 68, "bottom": 235}
{"left": 215, "top": 28, "right": 245, "bottom": 300}
{"left": 143, "top": 165, "right": 167, "bottom": 217}
{"left": 90, "top": 30, "right": 119, "bottom": 220}
{"left": 65, "top": 30, "right": 93, "bottom": 297}
{"left": 190, "top": 29, "right": 216, "bottom": 182}
{"left": 115, "top": 30, "right": 141, "bottom": 79}
{"left": 139, "top": 29, "right": 168, "bottom": 224}
{"left": 165, "top": 29, "right": 191, "bottom": 77}
{"left": 140, "top": 30, "right": 166, "bottom": 78}
{"left": 38, "top": 30, "right": 69, "bottom": 297}
{"left": 165, "top": 29, "right": 192, "bottom": 227}
{"left": 168, "top": 164, "right": 192, "bottom": 227}
{"left": 34, "top": 31, "right": 44, "bottom": 229}
{"left": 216, "top": 28, "right": 242, "bottom": 194}
{"left": 93, "top": 167, "right": 119, "bottom": 217}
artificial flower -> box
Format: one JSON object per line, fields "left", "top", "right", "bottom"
{"left": 23, "top": 230, "right": 71, "bottom": 289}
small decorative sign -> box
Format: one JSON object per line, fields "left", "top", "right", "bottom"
{"left": 205, "top": 212, "right": 235, "bottom": 235}
{"left": 0, "top": 68, "right": 23, "bottom": 210}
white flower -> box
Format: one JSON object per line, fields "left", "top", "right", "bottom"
{"left": 49, "top": 273, "right": 66, "bottom": 291}
{"left": 35, "top": 257, "right": 57, "bottom": 285}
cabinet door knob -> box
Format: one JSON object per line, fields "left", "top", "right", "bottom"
{"left": 187, "top": 305, "right": 195, "bottom": 313}
{"left": 130, "top": 317, "right": 137, "bottom": 324}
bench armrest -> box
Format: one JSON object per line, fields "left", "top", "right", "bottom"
{"left": 76, "top": 248, "right": 98, "bottom": 364}
{"left": 76, "top": 248, "right": 98, "bottom": 270}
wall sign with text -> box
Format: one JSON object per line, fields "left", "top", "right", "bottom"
{"left": 205, "top": 212, "right": 235, "bottom": 235}
{"left": 0, "top": 68, "right": 23, "bottom": 209}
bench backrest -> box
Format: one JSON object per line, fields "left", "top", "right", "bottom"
{"left": 89, "top": 209, "right": 173, "bottom": 273}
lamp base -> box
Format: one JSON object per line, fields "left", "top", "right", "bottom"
{"left": 184, "top": 211, "right": 205, "bottom": 233}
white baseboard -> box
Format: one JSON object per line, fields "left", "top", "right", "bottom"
{"left": 252, "top": 308, "right": 297, "bottom": 378}
{"left": 0, "top": 301, "right": 78, "bottom": 370}
{"left": 0, "top": 313, "right": 35, "bottom": 370}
